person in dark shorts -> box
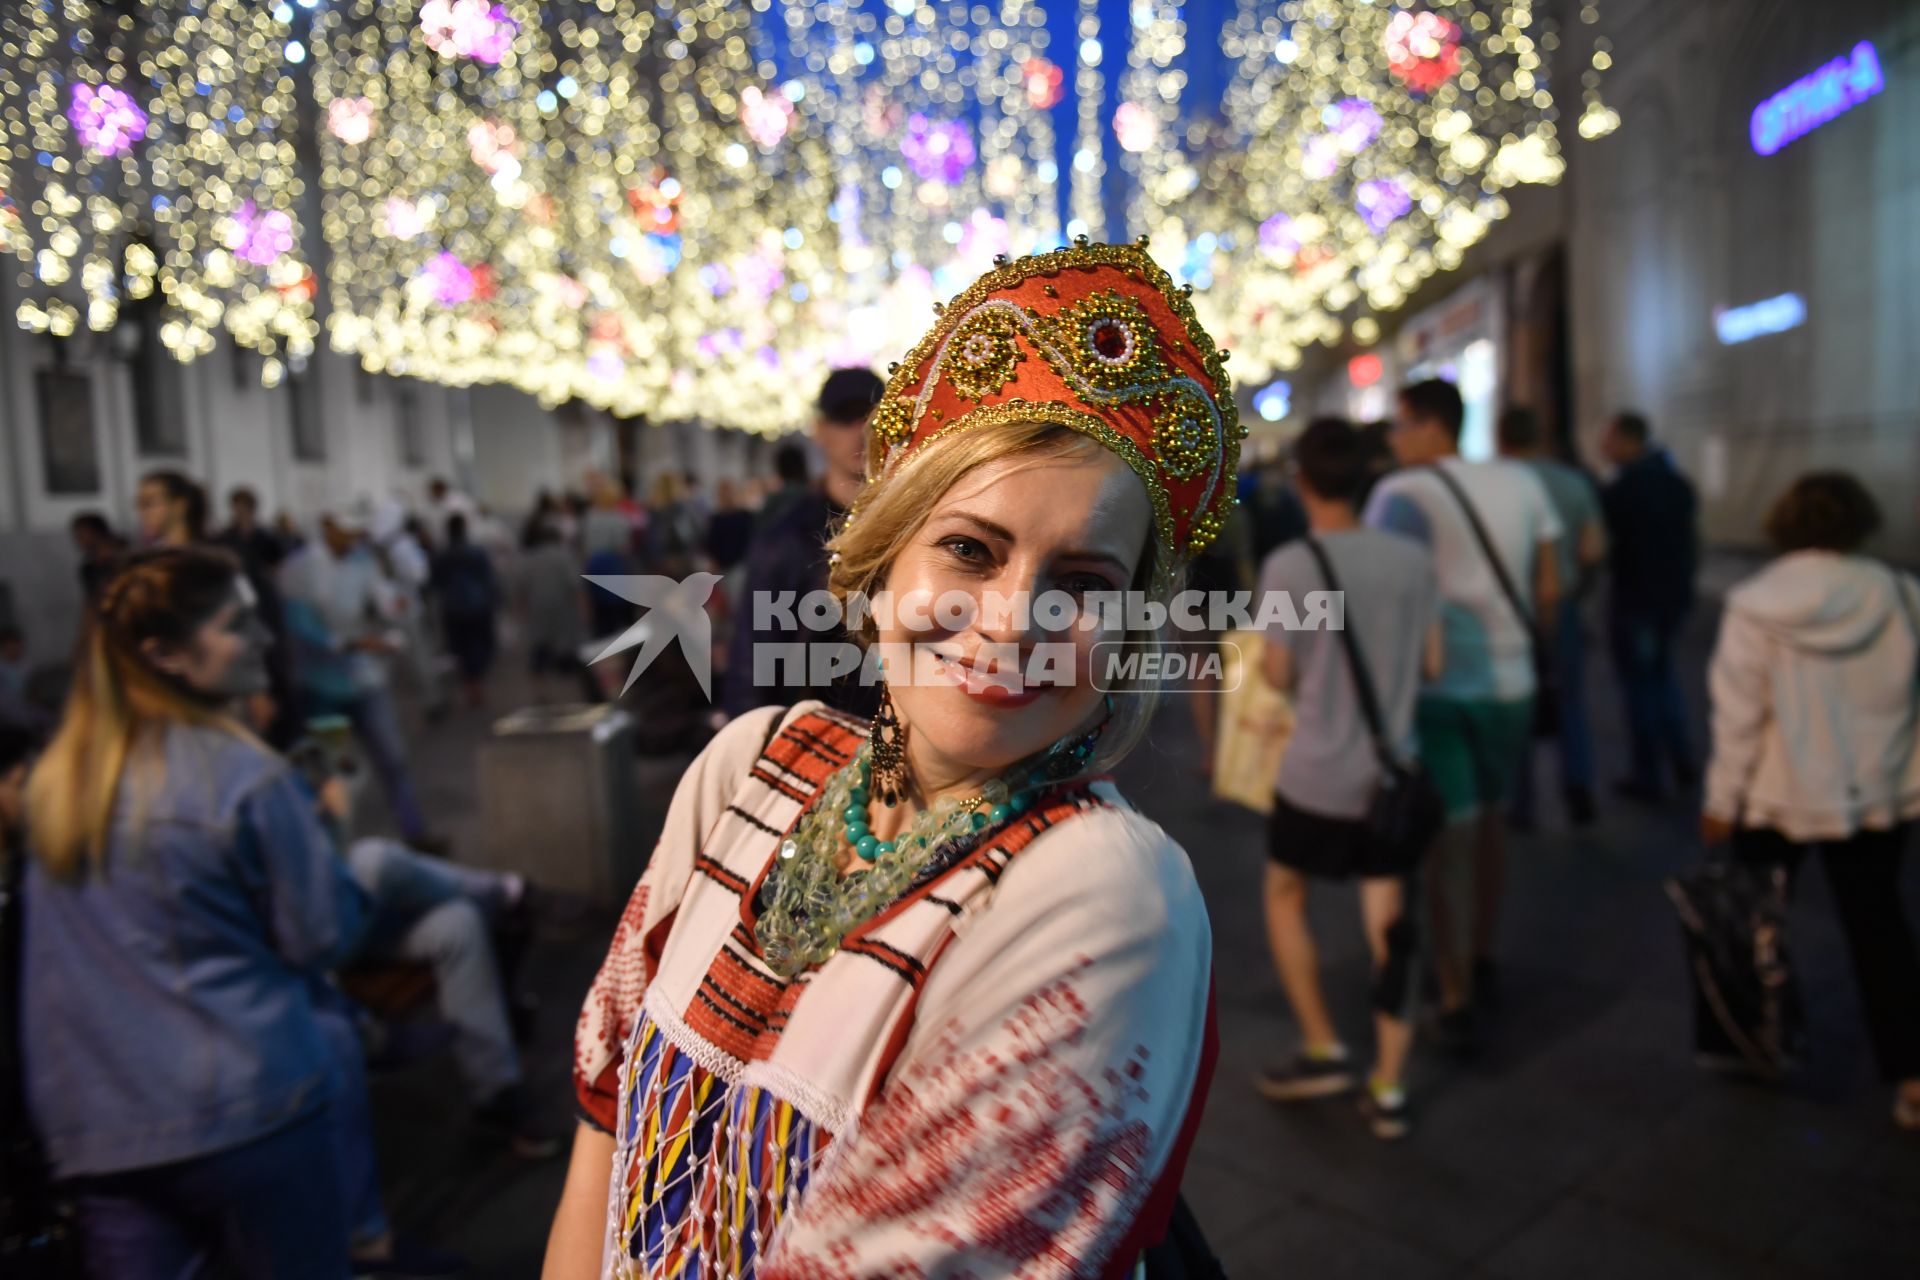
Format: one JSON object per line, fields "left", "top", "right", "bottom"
{"left": 1252, "top": 419, "right": 1442, "bottom": 1139}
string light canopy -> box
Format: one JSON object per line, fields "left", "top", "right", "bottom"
{"left": 1140, "top": 0, "right": 1613, "bottom": 384}
{"left": 2, "top": 0, "right": 1617, "bottom": 433}
{"left": 0, "top": 0, "right": 316, "bottom": 364}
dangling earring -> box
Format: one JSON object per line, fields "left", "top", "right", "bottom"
{"left": 869, "top": 684, "right": 910, "bottom": 805}
{"left": 1041, "top": 694, "right": 1115, "bottom": 782}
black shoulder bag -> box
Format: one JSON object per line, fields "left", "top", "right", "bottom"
{"left": 1301, "top": 536, "right": 1445, "bottom": 868}
{"left": 1424, "top": 464, "right": 1559, "bottom": 737}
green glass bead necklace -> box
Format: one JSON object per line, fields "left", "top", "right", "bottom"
{"left": 752, "top": 717, "right": 1103, "bottom": 979}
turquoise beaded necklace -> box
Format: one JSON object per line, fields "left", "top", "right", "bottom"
{"left": 753, "top": 713, "right": 1104, "bottom": 978}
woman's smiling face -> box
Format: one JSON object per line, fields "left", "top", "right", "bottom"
{"left": 875, "top": 441, "right": 1153, "bottom": 779}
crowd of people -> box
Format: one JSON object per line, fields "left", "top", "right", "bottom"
{"left": 1243, "top": 381, "right": 1920, "bottom": 1144}
{"left": 1, "top": 332, "right": 1916, "bottom": 1276}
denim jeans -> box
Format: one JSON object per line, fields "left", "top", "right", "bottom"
{"left": 345, "top": 838, "right": 521, "bottom": 1102}
{"left": 343, "top": 687, "right": 427, "bottom": 842}
{"left": 1512, "top": 599, "right": 1597, "bottom": 822}
{"left": 68, "top": 1108, "right": 349, "bottom": 1279}
{"left": 1609, "top": 611, "right": 1693, "bottom": 792}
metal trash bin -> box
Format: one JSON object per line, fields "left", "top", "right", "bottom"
{"left": 476, "top": 703, "right": 640, "bottom": 909}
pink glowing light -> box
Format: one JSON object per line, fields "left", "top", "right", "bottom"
{"left": 327, "top": 97, "right": 377, "bottom": 146}
{"left": 67, "top": 83, "right": 147, "bottom": 157}
{"left": 225, "top": 201, "right": 296, "bottom": 267}
{"left": 1023, "top": 57, "right": 1064, "bottom": 110}
{"left": 1384, "top": 12, "right": 1462, "bottom": 94}
{"left": 956, "top": 208, "right": 1011, "bottom": 265}
{"left": 422, "top": 252, "right": 475, "bottom": 305}
{"left": 1113, "top": 102, "right": 1159, "bottom": 154}
{"left": 381, "top": 196, "right": 432, "bottom": 240}
{"left": 420, "top": 0, "right": 517, "bottom": 65}
{"left": 466, "top": 119, "right": 519, "bottom": 173}
{"left": 902, "top": 114, "right": 974, "bottom": 185}
{"left": 740, "top": 86, "right": 794, "bottom": 148}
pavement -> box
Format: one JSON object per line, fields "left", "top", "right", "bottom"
{"left": 364, "top": 598, "right": 1920, "bottom": 1279}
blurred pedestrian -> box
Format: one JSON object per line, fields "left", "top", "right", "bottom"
{"left": 424, "top": 476, "right": 478, "bottom": 547}
{"left": 722, "top": 367, "right": 884, "bottom": 720}
{"left": 279, "top": 508, "right": 434, "bottom": 846}
{"left": 580, "top": 473, "right": 638, "bottom": 638}
{"left": 1701, "top": 473, "right": 1920, "bottom": 1130}
{"left": 216, "top": 486, "right": 287, "bottom": 574}
{"left": 1601, "top": 411, "right": 1699, "bottom": 802}
{"left": 134, "top": 469, "right": 207, "bottom": 548}
{"left": 1365, "top": 379, "right": 1561, "bottom": 1045}
{"left": 1499, "top": 407, "right": 1607, "bottom": 828}
{"left": 69, "top": 512, "right": 128, "bottom": 602}
{"left": 371, "top": 499, "right": 448, "bottom": 721}
{"left": 19, "top": 548, "right": 365, "bottom": 1277}
{"left": 704, "top": 477, "right": 755, "bottom": 572}
{"left": 1254, "top": 419, "right": 1442, "bottom": 1139}
{"left": 524, "top": 524, "right": 587, "bottom": 679}
{"left": 431, "top": 513, "right": 500, "bottom": 708}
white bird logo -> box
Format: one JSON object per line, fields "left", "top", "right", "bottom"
{"left": 582, "top": 573, "right": 723, "bottom": 699}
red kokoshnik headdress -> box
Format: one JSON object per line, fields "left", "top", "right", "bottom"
{"left": 866, "top": 237, "right": 1245, "bottom": 560}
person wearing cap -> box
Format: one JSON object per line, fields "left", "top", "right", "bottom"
{"left": 279, "top": 506, "right": 432, "bottom": 845}
{"left": 546, "top": 240, "right": 1228, "bottom": 1280}
{"left": 720, "top": 366, "right": 888, "bottom": 721}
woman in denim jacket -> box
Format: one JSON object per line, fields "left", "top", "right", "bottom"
{"left": 21, "top": 546, "right": 369, "bottom": 1276}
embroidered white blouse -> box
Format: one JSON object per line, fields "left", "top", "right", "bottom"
{"left": 572, "top": 700, "right": 1215, "bottom": 1280}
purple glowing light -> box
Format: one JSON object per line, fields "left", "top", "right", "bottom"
{"left": 226, "top": 201, "right": 296, "bottom": 267}
{"left": 68, "top": 83, "right": 147, "bottom": 157}
{"left": 1258, "top": 214, "right": 1300, "bottom": 256}
{"left": 419, "top": 0, "right": 517, "bottom": 65}
{"left": 902, "top": 115, "right": 975, "bottom": 185}
{"left": 423, "top": 252, "right": 475, "bottom": 305}
{"left": 1356, "top": 179, "right": 1413, "bottom": 232}
{"left": 1327, "top": 99, "right": 1384, "bottom": 152}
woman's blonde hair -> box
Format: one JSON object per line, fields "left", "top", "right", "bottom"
{"left": 826, "top": 420, "right": 1181, "bottom": 776}
{"left": 26, "top": 547, "right": 253, "bottom": 880}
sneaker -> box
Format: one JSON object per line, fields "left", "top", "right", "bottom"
{"left": 475, "top": 1085, "right": 564, "bottom": 1161}
{"left": 1254, "top": 1053, "right": 1357, "bottom": 1102}
{"left": 1359, "top": 1084, "right": 1412, "bottom": 1141}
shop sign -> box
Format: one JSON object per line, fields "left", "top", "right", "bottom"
{"left": 1751, "top": 41, "right": 1884, "bottom": 156}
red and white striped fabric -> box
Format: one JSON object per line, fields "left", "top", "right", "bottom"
{"left": 573, "top": 700, "right": 1216, "bottom": 1280}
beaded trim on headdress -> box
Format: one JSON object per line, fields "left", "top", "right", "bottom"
{"left": 865, "top": 237, "right": 1245, "bottom": 560}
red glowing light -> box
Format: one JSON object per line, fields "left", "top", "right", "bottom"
{"left": 1348, "top": 353, "right": 1384, "bottom": 387}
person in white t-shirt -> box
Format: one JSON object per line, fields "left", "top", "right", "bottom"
{"left": 1363, "top": 379, "right": 1561, "bottom": 1050}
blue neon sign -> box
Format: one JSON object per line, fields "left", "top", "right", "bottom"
{"left": 1751, "top": 41, "right": 1884, "bottom": 156}
{"left": 1715, "top": 293, "right": 1805, "bottom": 345}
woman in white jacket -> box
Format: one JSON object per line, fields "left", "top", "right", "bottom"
{"left": 1702, "top": 472, "right": 1920, "bottom": 1129}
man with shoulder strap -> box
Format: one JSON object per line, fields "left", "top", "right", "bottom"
{"left": 1363, "top": 380, "right": 1561, "bottom": 1050}
{"left": 1253, "top": 419, "right": 1441, "bottom": 1140}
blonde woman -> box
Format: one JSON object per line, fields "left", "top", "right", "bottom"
{"left": 544, "top": 242, "right": 1240, "bottom": 1279}
{"left": 20, "top": 548, "right": 369, "bottom": 1276}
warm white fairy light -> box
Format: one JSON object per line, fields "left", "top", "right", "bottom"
{"left": 0, "top": 0, "right": 316, "bottom": 360}
{"left": 1149, "top": 0, "right": 1598, "bottom": 383}
{"left": 1068, "top": 0, "right": 1107, "bottom": 241}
